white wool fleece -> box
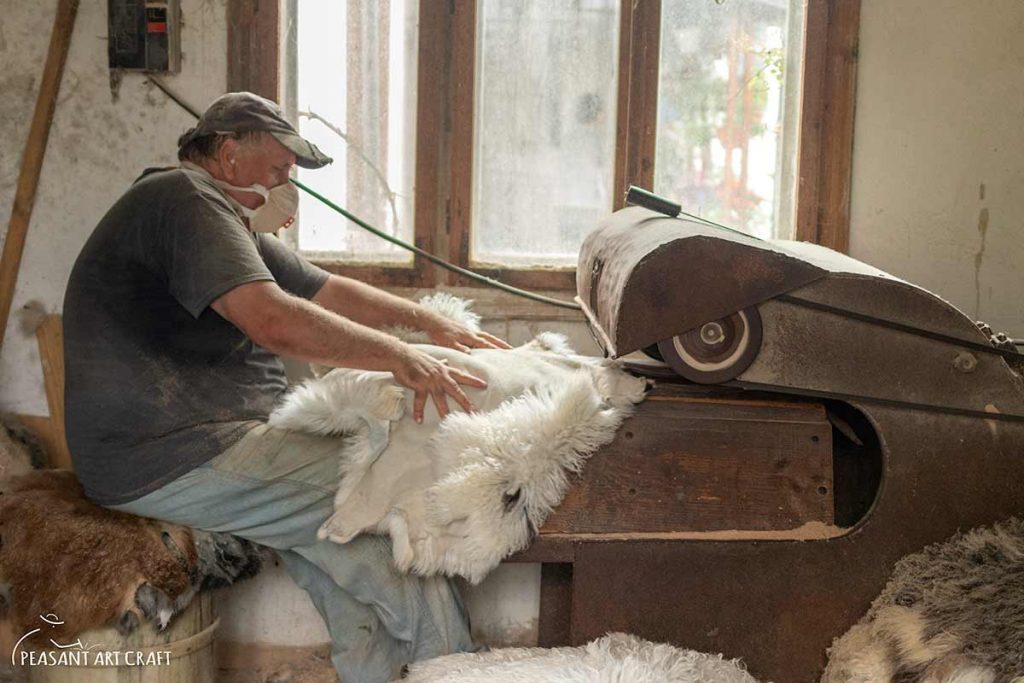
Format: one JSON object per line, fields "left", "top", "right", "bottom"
{"left": 400, "top": 632, "right": 760, "bottom": 683}
{"left": 269, "top": 329, "right": 648, "bottom": 583}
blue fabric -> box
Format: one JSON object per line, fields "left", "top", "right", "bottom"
{"left": 105, "top": 423, "right": 477, "bottom": 683}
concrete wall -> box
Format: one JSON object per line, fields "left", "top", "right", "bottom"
{"left": 0, "top": 0, "right": 229, "bottom": 416}
{"left": 849, "top": 0, "right": 1024, "bottom": 337}
{"left": 3, "top": 0, "right": 1024, "bottom": 653}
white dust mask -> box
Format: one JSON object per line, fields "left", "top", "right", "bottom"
{"left": 182, "top": 161, "right": 298, "bottom": 232}
{"left": 248, "top": 181, "right": 299, "bottom": 232}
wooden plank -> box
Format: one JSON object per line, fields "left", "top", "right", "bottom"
{"left": 448, "top": 265, "right": 576, "bottom": 292}
{"left": 615, "top": 0, "right": 660, "bottom": 205}
{"left": 507, "top": 536, "right": 575, "bottom": 563}
{"left": 611, "top": 1, "right": 634, "bottom": 211}
{"left": 540, "top": 392, "right": 833, "bottom": 534}
{"left": 0, "top": 0, "right": 79, "bottom": 352}
{"left": 411, "top": 0, "right": 446, "bottom": 288}
{"left": 447, "top": 0, "right": 477, "bottom": 286}
{"left": 310, "top": 262, "right": 424, "bottom": 288}
{"left": 227, "top": 0, "right": 280, "bottom": 100}
{"left": 794, "top": 1, "right": 827, "bottom": 245}
{"left": 537, "top": 563, "right": 574, "bottom": 647}
{"left": 369, "top": 284, "right": 584, "bottom": 321}
{"left": 13, "top": 415, "right": 64, "bottom": 471}
{"left": 795, "top": 0, "right": 862, "bottom": 253}
{"left": 36, "top": 314, "right": 71, "bottom": 469}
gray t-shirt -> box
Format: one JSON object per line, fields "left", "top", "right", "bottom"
{"left": 63, "top": 167, "right": 330, "bottom": 505}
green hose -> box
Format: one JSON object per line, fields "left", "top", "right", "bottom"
{"left": 289, "top": 179, "right": 582, "bottom": 310}
{"left": 146, "top": 75, "right": 581, "bottom": 312}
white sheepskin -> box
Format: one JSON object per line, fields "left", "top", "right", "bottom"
{"left": 399, "top": 632, "right": 760, "bottom": 683}
{"left": 269, "top": 295, "right": 649, "bottom": 583}
{"left": 267, "top": 369, "right": 407, "bottom": 510}
{"left": 380, "top": 292, "right": 483, "bottom": 343}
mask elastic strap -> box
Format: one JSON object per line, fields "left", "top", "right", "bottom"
{"left": 181, "top": 161, "right": 266, "bottom": 219}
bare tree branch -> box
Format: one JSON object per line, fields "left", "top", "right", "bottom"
{"left": 298, "top": 109, "right": 401, "bottom": 232}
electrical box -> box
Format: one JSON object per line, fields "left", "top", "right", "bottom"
{"left": 108, "top": 0, "right": 181, "bottom": 72}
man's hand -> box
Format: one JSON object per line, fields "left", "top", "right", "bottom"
{"left": 311, "top": 275, "right": 513, "bottom": 352}
{"left": 392, "top": 345, "right": 488, "bottom": 423}
{"left": 425, "top": 318, "right": 513, "bottom": 353}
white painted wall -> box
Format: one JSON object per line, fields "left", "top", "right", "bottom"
{"left": 0, "top": 0, "right": 229, "bottom": 416}
{"left": 3, "top": 0, "right": 1023, "bottom": 653}
{"left": 217, "top": 556, "right": 331, "bottom": 646}
{"left": 849, "top": 0, "right": 1024, "bottom": 337}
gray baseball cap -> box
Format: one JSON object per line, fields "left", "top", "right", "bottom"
{"left": 178, "top": 92, "right": 332, "bottom": 169}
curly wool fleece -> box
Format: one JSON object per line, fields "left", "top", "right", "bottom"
{"left": 400, "top": 632, "right": 760, "bottom": 683}
{"left": 270, "top": 294, "right": 649, "bottom": 583}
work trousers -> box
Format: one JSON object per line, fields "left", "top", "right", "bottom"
{"left": 106, "top": 423, "right": 476, "bottom": 683}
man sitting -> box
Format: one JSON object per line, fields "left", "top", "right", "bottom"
{"left": 62, "top": 91, "right": 510, "bottom": 682}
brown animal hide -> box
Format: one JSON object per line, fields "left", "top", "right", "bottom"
{"left": 0, "top": 469, "right": 263, "bottom": 641}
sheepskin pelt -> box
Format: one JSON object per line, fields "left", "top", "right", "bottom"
{"left": 400, "top": 632, "right": 760, "bottom": 683}
{"left": 822, "top": 516, "right": 1024, "bottom": 683}
{"left": 0, "top": 469, "right": 267, "bottom": 640}
{"left": 269, "top": 298, "right": 649, "bottom": 583}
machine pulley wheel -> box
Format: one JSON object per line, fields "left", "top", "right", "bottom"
{"left": 657, "top": 306, "right": 763, "bottom": 384}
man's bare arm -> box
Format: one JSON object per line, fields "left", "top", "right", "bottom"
{"left": 211, "top": 280, "right": 486, "bottom": 422}
{"left": 311, "top": 275, "right": 511, "bottom": 351}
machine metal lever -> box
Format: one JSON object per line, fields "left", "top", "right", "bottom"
{"left": 624, "top": 186, "right": 681, "bottom": 218}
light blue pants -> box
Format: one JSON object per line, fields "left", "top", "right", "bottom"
{"left": 106, "top": 423, "right": 476, "bottom": 683}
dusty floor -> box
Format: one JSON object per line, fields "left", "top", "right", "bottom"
{"left": 1, "top": 655, "right": 340, "bottom": 683}
{"left": 219, "top": 652, "right": 340, "bottom": 683}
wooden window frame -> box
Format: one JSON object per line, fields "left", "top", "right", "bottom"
{"left": 230, "top": 0, "right": 860, "bottom": 290}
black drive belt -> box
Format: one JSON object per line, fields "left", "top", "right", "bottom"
{"left": 778, "top": 295, "right": 1021, "bottom": 360}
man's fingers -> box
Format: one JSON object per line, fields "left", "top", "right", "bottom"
{"left": 431, "top": 389, "right": 450, "bottom": 419}
{"left": 413, "top": 389, "right": 427, "bottom": 424}
{"left": 443, "top": 381, "right": 475, "bottom": 414}
{"left": 479, "top": 332, "right": 513, "bottom": 349}
{"left": 449, "top": 368, "right": 487, "bottom": 389}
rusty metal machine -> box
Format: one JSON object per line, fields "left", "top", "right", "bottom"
{"left": 519, "top": 190, "right": 1024, "bottom": 682}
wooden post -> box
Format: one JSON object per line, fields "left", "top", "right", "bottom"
{"left": 0, "top": 0, "right": 79, "bottom": 352}
{"left": 36, "top": 314, "right": 71, "bottom": 469}
{"left": 14, "top": 314, "right": 72, "bottom": 470}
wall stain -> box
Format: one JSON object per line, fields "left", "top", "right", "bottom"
{"left": 0, "top": 72, "right": 40, "bottom": 189}
{"left": 974, "top": 206, "right": 989, "bottom": 317}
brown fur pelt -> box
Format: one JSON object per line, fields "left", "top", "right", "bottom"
{"left": 822, "top": 517, "right": 1024, "bottom": 682}
{"left": 0, "top": 469, "right": 266, "bottom": 641}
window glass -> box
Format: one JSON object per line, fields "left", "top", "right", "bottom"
{"left": 472, "top": 0, "right": 620, "bottom": 267}
{"left": 290, "top": 0, "right": 418, "bottom": 263}
{"left": 655, "top": 0, "right": 804, "bottom": 239}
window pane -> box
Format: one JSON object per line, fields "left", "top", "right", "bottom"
{"left": 655, "top": 0, "right": 804, "bottom": 239}
{"left": 289, "top": 0, "right": 418, "bottom": 263}
{"left": 473, "top": 0, "right": 620, "bottom": 267}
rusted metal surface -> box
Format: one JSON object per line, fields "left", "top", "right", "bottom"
{"left": 579, "top": 208, "right": 1024, "bottom": 416}
{"left": 566, "top": 404, "right": 1024, "bottom": 682}
{"left": 576, "top": 207, "right": 827, "bottom": 357}
{"left": 738, "top": 295, "right": 1024, "bottom": 419}
{"left": 558, "top": 208, "right": 1024, "bottom": 680}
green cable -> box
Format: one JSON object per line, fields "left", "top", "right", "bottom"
{"left": 290, "top": 179, "right": 582, "bottom": 311}
{"left": 146, "top": 75, "right": 581, "bottom": 312}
